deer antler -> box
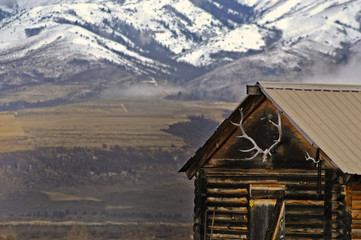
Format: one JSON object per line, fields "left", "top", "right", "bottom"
{"left": 231, "top": 108, "right": 282, "bottom": 162}
{"left": 305, "top": 152, "right": 320, "bottom": 164}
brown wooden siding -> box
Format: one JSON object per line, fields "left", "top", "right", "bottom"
{"left": 324, "top": 170, "right": 349, "bottom": 239}
{"left": 193, "top": 168, "right": 349, "bottom": 240}
{"left": 351, "top": 181, "right": 361, "bottom": 239}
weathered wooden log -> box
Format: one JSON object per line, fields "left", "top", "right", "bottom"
{"left": 207, "top": 188, "right": 248, "bottom": 196}
{"left": 206, "top": 233, "right": 247, "bottom": 239}
{"left": 285, "top": 199, "right": 324, "bottom": 205}
{"left": 285, "top": 219, "right": 323, "bottom": 225}
{"left": 206, "top": 175, "right": 324, "bottom": 183}
{"left": 206, "top": 197, "right": 248, "bottom": 206}
{"left": 352, "top": 224, "right": 361, "bottom": 229}
{"left": 205, "top": 225, "right": 247, "bottom": 232}
{"left": 286, "top": 209, "right": 324, "bottom": 216}
{"left": 352, "top": 210, "right": 361, "bottom": 219}
{"left": 206, "top": 213, "right": 248, "bottom": 223}
{"left": 352, "top": 195, "right": 361, "bottom": 200}
{"left": 286, "top": 222, "right": 324, "bottom": 228}
{"left": 352, "top": 228, "right": 361, "bottom": 239}
{"left": 203, "top": 168, "right": 323, "bottom": 176}
{"left": 207, "top": 206, "right": 247, "bottom": 214}
{"left": 352, "top": 200, "right": 361, "bottom": 210}
{"left": 285, "top": 227, "right": 323, "bottom": 234}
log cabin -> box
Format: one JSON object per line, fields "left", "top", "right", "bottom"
{"left": 179, "top": 81, "right": 361, "bottom": 240}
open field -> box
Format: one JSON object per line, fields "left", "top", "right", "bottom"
{"left": 0, "top": 221, "right": 193, "bottom": 240}
{"left": 0, "top": 97, "right": 237, "bottom": 239}
{"left": 43, "top": 192, "right": 102, "bottom": 202}
{"left": 0, "top": 97, "right": 237, "bottom": 152}
{"left": 0, "top": 84, "right": 89, "bottom": 104}
{"left": 0, "top": 113, "right": 27, "bottom": 152}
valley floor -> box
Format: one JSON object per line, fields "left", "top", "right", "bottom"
{"left": 0, "top": 221, "right": 193, "bottom": 240}
{"left": 0, "top": 97, "right": 237, "bottom": 240}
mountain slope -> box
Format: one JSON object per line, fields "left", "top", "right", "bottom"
{"left": 0, "top": 0, "right": 360, "bottom": 104}
{"left": 184, "top": 0, "right": 361, "bottom": 100}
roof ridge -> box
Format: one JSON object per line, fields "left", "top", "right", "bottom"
{"left": 258, "top": 81, "right": 361, "bottom": 92}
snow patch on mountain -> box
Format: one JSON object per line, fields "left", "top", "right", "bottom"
{"left": 0, "top": 2, "right": 174, "bottom": 76}
{"left": 243, "top": 0, "right": 361, "bottom": 54}
{"left": 115, "top": 0, "right": 226, "bottom": 55}
{"left": 178, "top": 24, "right": 265, "bottom": 66}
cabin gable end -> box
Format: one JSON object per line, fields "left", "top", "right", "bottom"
{"left": 204, "top": 99, "right": 329, "bottom": 171}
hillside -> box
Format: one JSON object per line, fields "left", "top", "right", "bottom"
{"left": 0, "top": 0, "right": 360, "bottom": 104}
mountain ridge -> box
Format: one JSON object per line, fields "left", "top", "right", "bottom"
{"left": 0, "top": 0, "right": 360, "bottom": 104}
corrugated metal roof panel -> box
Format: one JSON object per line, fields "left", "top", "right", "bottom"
{"left": 259, "top": 81, "right": 361, "bottom": 174}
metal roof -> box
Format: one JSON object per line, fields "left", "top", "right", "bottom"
{"left": 258, "top": 81, "right": 361, "bottom": 175}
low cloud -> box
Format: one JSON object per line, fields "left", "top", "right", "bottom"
{"left": 0, "top": 0, "right": 17, "bottom": 9}
{"left": 101, "top": 83, "right": 183, "bottom": 98}
{"left": 303, "top": 56, "right": 361, "bottom": 85}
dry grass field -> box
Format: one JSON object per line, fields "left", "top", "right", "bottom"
{"left": 0, "top": 113, "right": 27, "bottom": 152}
{"left": 0, "top": 221, "right": 193, "bottom": 240}
{"left": 0, "top": 84, "right": 88, "bottom": 104}
{"left": 0, "top": 97, "right": 236, "bottom": 152}
{"left": 43, "top": 192, "right": 102, "bottom": 202}
{"left": 0, "top": 97, "right": 237, "bottom": 239}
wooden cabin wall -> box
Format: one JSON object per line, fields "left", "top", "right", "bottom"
{"left": 190, "top": 99, "right": 350, "bottom": 239}
{"left": 194, "top": 170, "right": 207, "bottom": 240}
{"left": 188, "top": 97, "right": 355, "bottom": 239}
{"left": 192, "top": 168, "right": 350, "bottom": 240}
{"left": 350, "top": 178, "right": 361, "bottom": 239}
{"left": 324, "top": 170, "right": 350, "bottom": 239}
{"left": 194, "top": 169, "right": 249, "bottom": 240}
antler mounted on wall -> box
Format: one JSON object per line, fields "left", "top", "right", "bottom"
{"left": 305, "top": 151, "right": 321, "bottom": 164}
{"left": 231, "top": 108, "right": 282, "bottom": 162}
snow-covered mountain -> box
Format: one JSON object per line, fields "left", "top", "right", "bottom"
{"left": 0, "top": 0, "right": 360, "bottom": 105}
{"left": 186, "top": 0, "right": 361, "bottom": 100}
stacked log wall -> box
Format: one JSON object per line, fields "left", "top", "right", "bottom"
{"left": 192, "top": 168, "right": 349, "bottom": 240}
{"left": 324, "top": 170, "right": 349, "bottom": 239}
{"left": 351, "top": 181, "right": 361, "bottom": 239}
{"left": 194, "top": 170, "right": 207, "bottom": 240}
